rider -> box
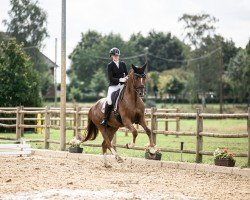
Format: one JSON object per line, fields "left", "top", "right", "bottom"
{"left": 100, "top": 47, "right": 128, "bottom": 126}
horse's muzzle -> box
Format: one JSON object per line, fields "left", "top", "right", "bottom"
{"left": 136, "top": 86, "right": 146, "bottom": 97}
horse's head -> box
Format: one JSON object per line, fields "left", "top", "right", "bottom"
{"left": 129, "top": 63, "right": 147, "bottom": 97}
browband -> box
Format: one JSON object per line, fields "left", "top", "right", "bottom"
{"left": 134, "top": 73, "right": 146, "bottom": 78}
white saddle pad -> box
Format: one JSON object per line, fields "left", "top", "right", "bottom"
{"left": 101, "top": 85, "right": 124, "bottom": 113}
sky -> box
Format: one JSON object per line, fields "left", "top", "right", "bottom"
{"left": 0, "top": 0, "right": 250, "bottom": 82}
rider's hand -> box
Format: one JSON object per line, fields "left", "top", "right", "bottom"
{"left": 119, "top": 78, "right": 127, "bottom": 83}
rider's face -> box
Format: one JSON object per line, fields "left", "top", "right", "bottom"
{"left": 112, "top": 55, "right": 119, "bottom": 62}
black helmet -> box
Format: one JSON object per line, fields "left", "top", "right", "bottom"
{"left": 109, "top": 47, "right": 120, "bottom": 57}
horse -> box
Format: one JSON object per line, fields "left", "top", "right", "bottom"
{"left": 80, "top": 63, "right": 155, "bottom": 167}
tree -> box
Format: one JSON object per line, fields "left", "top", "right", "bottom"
{"left": 68, "top": 30, "right": 138, "bottom": 94}
{"left": 90, "top": 68, "right": 108, "bottom": 97}
{"left": 165, "top": 75, "right": 184, "bottom": 103}
{"left": 67, "top": 72, "right": 83, "bottom": 102}
{"left": 147, "top": 71, "right": 159, "bottom": 97}
{"left": 227, "top": 49, "right": 250, "bottom": 105}
{"left": 3, "top": 0, "right": 52, "bottom": 97}
{"left": 179, "top": 13, "right": 219, "bottom": 108}
{"left": 178, "top": 13, "right": 218, "bottom": 49}
{"left": 3, "top": 0, "right": 49, "bottom": 48}
{"left": 0, "top": 39, "right": 41, "bottom": 107}
{"left": 132, "top": 30, "right": 186, "bottom": 71}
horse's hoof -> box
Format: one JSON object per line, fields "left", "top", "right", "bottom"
{"left": 126, "top": 143, "right": 130, "bottom": 149}
{"left": 116, "top": 156, "right": 124, "bottom": 163}
{"left": 104, "top": 163, "right": 112, "bottom": 168}
{"left": 148, "top": 146, "right": 157, "bottom": 154}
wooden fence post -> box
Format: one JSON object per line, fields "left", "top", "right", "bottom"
{"left": 151, "top": 107, "right": 157, "bottom": 144}
{"left": 76, "top": 106, "right": 81, "bottom": 137}
{"left": 196, "top": 108, "right": 203, "bottom": 163}
{"left": 176, "top": 108, "right": 180, "bottom": 132}
{"left": 16, "top": 106, "right": 21, "bottom": 141}
{"left": 44, "top": 106, "right": 50, "bottom": 149}
{"left": 165, "top": 109, "right": 168, "bottom": 133}
{"left": 248, "top": 107, "right": 250, "bottom": 167}
{"left": 20, "top": 106, "right": 24, "bottom": 137}
{"left": 175, "top": 108, "right": 180, "bottom": 138}
{"left": 73, "top": 106, "right": 77, "bottom": 136}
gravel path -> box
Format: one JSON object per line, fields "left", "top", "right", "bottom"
{"left": 0, "top": 156, "right": 249, "bottom": 200}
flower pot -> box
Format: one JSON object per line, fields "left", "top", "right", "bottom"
{"left": 69, "top": 146, "right": 83, "bottom": 153}
{"left": 214, "top": 158, "right": 235, "bottom": 167}
{"left": 145, "top": 151, "right": 162, "bottom": 160}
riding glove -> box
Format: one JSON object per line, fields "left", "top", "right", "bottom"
{"left": 119, "top": 78, "right": 127, "bottom": 83}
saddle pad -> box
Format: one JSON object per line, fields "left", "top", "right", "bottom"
{"left": 101, "top": 84, "right": 125, "bottom": 113}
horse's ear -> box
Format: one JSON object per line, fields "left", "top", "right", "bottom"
{"left": 142, "top": 63, "right": 147, "bottom": 71}
{"left": 132, "top": 64, "right": 136, "bottom": 72}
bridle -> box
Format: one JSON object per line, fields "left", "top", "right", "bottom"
{"left": 133, "top": 73, "right": 147, "bottom": 97}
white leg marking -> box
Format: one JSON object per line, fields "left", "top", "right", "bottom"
{"left": 110, "top": 148, "right": 117, "bottom": 156}
{"left": 103, "top": 153, "right": 108, "bottom": 165}
{"left": 128, "top": 142, "right": 135, "bottom": 148}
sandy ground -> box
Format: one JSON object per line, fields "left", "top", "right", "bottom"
{"left": 0, "top": 155, "right": 249, "bottom": 200}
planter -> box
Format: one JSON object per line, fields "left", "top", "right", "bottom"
{"left": 145, "top": 151, "right": 162, "bottom": 160}
{"left": 214, "top": 158, "right": 235, "bottom": 167}
{"left": 69, "top": 146, "right": 83, "bottom": 153}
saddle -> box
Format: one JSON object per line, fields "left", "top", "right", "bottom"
{"left": 101, "top": 86, "right": 125, "bottom": 124}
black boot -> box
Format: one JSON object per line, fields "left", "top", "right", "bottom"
{"left": 100, "top": 103, "right": 113, "bottom": 126}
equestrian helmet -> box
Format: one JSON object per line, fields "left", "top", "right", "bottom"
{"left": 109, "top": 47, "right": 120, "bottom": 57}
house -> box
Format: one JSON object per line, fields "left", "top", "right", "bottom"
{"left": 39, "top": 52, "right": 59, "bottom": 100}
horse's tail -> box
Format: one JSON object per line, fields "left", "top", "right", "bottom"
{"left": 82, "top": 117, "right": 99, "bottom": 142}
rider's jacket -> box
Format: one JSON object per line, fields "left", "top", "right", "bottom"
{"left": 107, "top": 61, "right": 128, "bottom": 86}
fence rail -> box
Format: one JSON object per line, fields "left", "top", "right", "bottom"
{"left": 0, "top": 106, "right": 249, "bottom": 166}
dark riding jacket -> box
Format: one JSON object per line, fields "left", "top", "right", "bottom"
{"left": 107, "top": 61, "right": 128, "bottom": 86}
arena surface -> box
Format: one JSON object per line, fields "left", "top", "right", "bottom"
{"left": 0, "top": 153, "right": 249, "bottom": 200}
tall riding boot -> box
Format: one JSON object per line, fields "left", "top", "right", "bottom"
{"left": 100, "top": 103, "right": 113, "bottom": 126}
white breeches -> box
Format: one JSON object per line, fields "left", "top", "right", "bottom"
{"left": 107, "top": 84, "right": 123, "bottom": 105}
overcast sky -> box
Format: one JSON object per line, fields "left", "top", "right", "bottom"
{"left": 0, "top": 0, "right": 249, "bottom": 81}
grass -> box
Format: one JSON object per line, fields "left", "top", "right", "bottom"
{"left": 1, "top": 118, "right": 248, "bottom": 167}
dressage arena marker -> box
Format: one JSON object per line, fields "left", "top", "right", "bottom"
{"left": 0, "top": 141, "right": 31, "bottom": 156}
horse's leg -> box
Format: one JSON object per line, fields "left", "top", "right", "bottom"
{"left": 139, "top": 117, "right": 155, "bottom": 147}
{"left": 102, "top": 140, "right": 111, "bottom": 168}
{"left": 123, "top": 120, "right": 138, "bottom": 149}
{"left": 108, "top": 127, "right": 123, "bottom": 163}
{"left": 98, "top": 126, "right": 123, "bottom": 165}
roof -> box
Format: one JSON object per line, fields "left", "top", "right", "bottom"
{"left": 40, "top": 52, "right": 59, "bottom": 69}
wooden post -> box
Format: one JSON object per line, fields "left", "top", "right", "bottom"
{"left": 176, "top": 108, "right": 180, "bottom": 132}
{"left": 196, "top": 108, "right": 203, "bottom": 163}
{"left": 20, "top": 106, "right": 24, "bottom": 137}
{"left": 76, "top": 106, "right": 81, "bottom": 137}
{"left": 16, "top": 107, "right": 21, "bottom": 141}
{"left": 248, "top": 107, "right": 250, "bottom": 167}
{"left": 151, "top": 107, "right": 157, "bottom": 144}
{"left": 60, "top": 0, "right": 67, "bottom": 151}
{"left": 44, "top": 106, "right": 50, "bottom": 149}
{"left": 165, "top": 110, "right": 168, "bottom": 133}
{"left": 73, "top": 106, "right": 77, "bottom": 136}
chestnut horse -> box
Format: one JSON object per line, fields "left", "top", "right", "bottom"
{"left": 80, "top": 64, "right": 155, "bottom": 167}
